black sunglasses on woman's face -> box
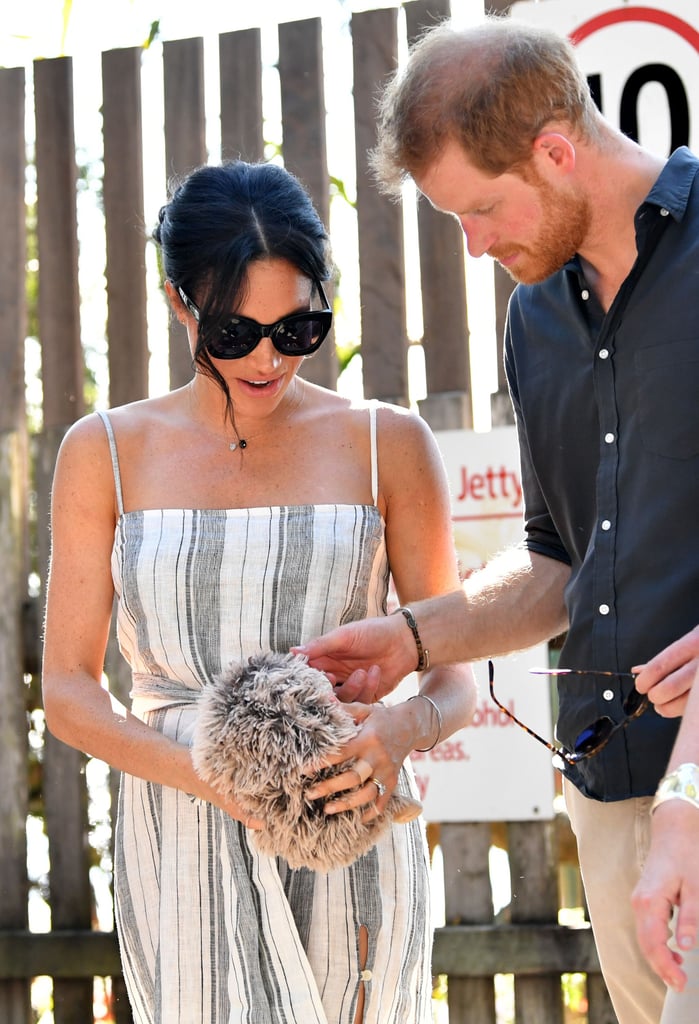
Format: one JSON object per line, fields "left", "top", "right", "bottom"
{"left": 177, "top": 280, "right": 333, "bottom": 360}
{"left": 487, "top": 660, "right": 648, "bottom": 767}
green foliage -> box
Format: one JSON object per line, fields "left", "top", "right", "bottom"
{"left": 264, "top": 140, "right": 283, "bottom": 162}
{"left": 58, "top": 2, "right": 160, "bottom": 56}
{"left": 143, "top": 20, "right": 161, "bottom": 50}
{"left": 335, "top": 341, "right": 361, "bottom": 374}
{"left": 329, "top": 175, "right": 356, "bottom": 208}
{"left": 25, "top": 206, "right": 39, "bottom": 341}
{"left": 562, "top": 972, "right": 588, "bottom": 1020}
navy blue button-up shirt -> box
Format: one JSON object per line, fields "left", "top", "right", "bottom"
{"left": 504, "top": 147, "right": 699, "bottom": 801}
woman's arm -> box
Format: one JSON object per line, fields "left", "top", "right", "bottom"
{"left": 42, "top": 414, "right": 260, "bottom": 825}
{"left": 632, "top": 664, "right": 699, "bottom": 991}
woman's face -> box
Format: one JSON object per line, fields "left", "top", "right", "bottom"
{"left": 185, "top": 258, "right": 314, "bottom": 416}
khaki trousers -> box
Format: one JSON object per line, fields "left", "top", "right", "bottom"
{"left": 564, "top": 780, "right": 699, "bottom": 1024}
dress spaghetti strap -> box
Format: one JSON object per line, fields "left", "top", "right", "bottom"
{"left": 369, "top": 401, "right": 379, "bottom": 507}
{"left": 96, "top": 410, "right": 125, "bottom": 517}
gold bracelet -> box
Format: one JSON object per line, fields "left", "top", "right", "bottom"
{"left": 408, "top": 693, "right": 443, "bottom": 752}
{"left": 394, "top": 606, "right": 430, "bottom": 671}
{"left": 652, "top": 762, "right": 699, "bottom": 814}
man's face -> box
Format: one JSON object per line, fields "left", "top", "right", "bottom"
{"left": 414, "top": 140, "right": 590, "bottom": 285}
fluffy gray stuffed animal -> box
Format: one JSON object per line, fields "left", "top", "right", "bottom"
{"left": 192, "top": 651, "right": 422, "bottom": 872}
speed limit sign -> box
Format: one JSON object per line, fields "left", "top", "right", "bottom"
{"left": 511, "top": 1, "right": 699, "bottom": 157}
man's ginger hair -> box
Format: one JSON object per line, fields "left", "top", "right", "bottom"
{"left": 370, "top": 16, "right": 602, "bottom": 193}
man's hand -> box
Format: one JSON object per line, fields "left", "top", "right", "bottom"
{"left": 293, "top": 613, "right": 417, "bottom": 700}
{"left": 329, "top": 665, "right": 383, "bottom": 704}
{"left": 634, "top": 625, "right": 699, "bottom": 717}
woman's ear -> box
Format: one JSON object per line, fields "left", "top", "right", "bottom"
{"left": 164, "top": 280, "right": 187, "bottom": 323}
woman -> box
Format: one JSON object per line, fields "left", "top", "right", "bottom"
{"left": 42, "top": 160, "right": 476, "bottom": 1024}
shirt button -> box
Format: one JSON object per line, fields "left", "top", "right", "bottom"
{"left": 581, "top": 288, "right": 590, "bottom": 300}
{"left": 604, "top": 432, "right": 615, "bottom": 444}
{"left": 603, "top": 689, "right": 614, "bottom": 701}
{"left": 660, "top": 208, "right": 669, "bottom": 217}
{"left": 599, "top": 348, "right": 609, "bottom": 359}
{"left": 601, "top": 519, "right": 611, "bottom": 531}
{"left": 360, "top": 970, "right": 373, "bottom": 982}
{"left": 599, "top": 603, "right": 610, "bottom": 615}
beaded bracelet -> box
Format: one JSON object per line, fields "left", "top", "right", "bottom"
{"left": 408, "top": 693, "right": 443, "bottom": 752}
{"left": 393, "top": 606, "right": 430, "bottom": 671}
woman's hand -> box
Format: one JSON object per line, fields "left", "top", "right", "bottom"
{"left": 306, "top": 658, "right": 476, "bottom": 819}
{"left": 634, "top": 625, "right": 699, "bottom": 717}
{"left": 632, "top": 800, "right": 699, "bottom": 991}
{"left": 304, "top": 701, "right": 413, "bottom": 819}
{"left": 191, "top": 771, "right": 265, "bottom": 830}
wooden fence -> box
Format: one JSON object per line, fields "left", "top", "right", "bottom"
{"left": 0, "top": 1, "right": 618, "bottom": 1021}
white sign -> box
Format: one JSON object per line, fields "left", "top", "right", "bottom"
{"left": 438, "top": 426, "right": 524, "bottom": 578}
{"left": 391, "top": 427, "right": 557, "bottom": 822}
{"left": 511, "top": 0, "right": 699, "bottom": 156}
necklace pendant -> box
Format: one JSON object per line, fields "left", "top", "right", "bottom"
{"left": 229, "top": 439, "right": 247, "bottom": 451}
{"left": 239, "top": 439, "right": 247, "bottom": 449}
{"left": 229, "top": 441, "right": 238, "bottom": 451}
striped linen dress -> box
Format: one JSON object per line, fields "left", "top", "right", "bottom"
{"left": 98, "top": 408, "right": 432, "bottom": 1024}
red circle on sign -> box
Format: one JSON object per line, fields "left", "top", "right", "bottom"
{"left": 569, "top": 6, "right": 699, "bottom": 51}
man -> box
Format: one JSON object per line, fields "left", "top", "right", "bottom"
{"left": 296, "top": 16, "right": 699, "bottom": 1024}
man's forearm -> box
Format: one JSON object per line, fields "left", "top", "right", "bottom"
{"left": 407, "top": 548, "right": 570, "bottom": 666}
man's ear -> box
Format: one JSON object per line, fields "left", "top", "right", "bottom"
{"left": 532, "top": 131, "right": 577, "bottom": 177}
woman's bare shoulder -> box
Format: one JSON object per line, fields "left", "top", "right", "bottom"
{"left": 370, "top": 399, "right": 440, "bottom": 456}
{"left": 61, "top": 392, "right": 182, "bottom": 450}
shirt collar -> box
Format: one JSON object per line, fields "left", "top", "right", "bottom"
{"left": 561, "top": 146, "right": 699, "bottom": 277}
{"left": 642, "top": 146, "right": 699, "bottom": 222}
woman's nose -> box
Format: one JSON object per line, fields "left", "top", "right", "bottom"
{"left": 252, "top": 334, "right": 284, "bottom": 369}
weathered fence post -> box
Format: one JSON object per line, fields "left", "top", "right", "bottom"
{"left": 162, "top": 36, "right": 207, "bottom": 390}
{"left": 508, "top": 820, "right": 565, "bottom": 1021}
{"left": 405, "top": 0, "right": 474, "bottom": 431}
{"left": 278, "top": 17, "right": 337, "bottom": 391}
{"left": 219, "top": 27, "right": 265, "bottom": 164}
{"left": 102, "top": 46, "right": 149, "bottom": 409}
{"left": 34, "top": 54, "right": 93, "bottom": 1024}
{"left": 0, "top": 62, "right": 32, "bottom": 1024}
{"left": 101, "top": 45, "right": 150, "bottom": 1024}
{"left": 490, "top": 264, "right": 516, "bottom": 426}
{"left": 440, "top": 823, "right": 497, "bottom": 1022}
{"left": 352, "top": 7, "right": 410, "bottom": 406}
{"left": 479, "top": 0, "right": 518, "bottom": 428}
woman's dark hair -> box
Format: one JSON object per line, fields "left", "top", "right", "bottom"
{"left": 153, "top": 160, "right": 332, "bottom": 419}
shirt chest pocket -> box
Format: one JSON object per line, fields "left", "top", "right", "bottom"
{"left": 634, "top": 338, "right": 699, "bottom": 459}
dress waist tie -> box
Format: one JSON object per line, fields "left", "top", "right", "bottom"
{"left": 130, "top": 672, "right": 202, "bottom": 710}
